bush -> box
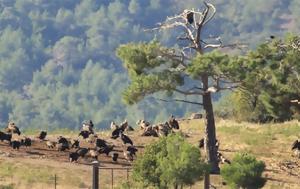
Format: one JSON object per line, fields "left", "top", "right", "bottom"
{"left": 221, "top": 153, "right": 266, "bottom": 189}
{"left": 132, "top": 134, "right": 209, "bottom": 189}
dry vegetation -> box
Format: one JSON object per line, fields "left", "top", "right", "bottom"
{"left": 0, "top": 119, "right": 299, "bottom": 189}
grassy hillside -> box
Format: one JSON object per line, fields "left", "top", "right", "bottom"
{"left": 0, "top": 119, "right": 299, "bottom": 188}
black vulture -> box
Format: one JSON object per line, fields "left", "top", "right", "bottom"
{"left": 98, "top": 145, "right": 114, "bottom": 156}
{"left": 168, "top": 115, "right": 179, "bottom": 129}
{"left": 78, "top": 130, "right": 91, "bottom": 139}
{"left": 121, "top": 134, "right": 133, "bottom": 146}
{"left": 14, "top": 127, "right": 21, "bottom": 135}
{"left": 0, "top": 131, "right": 12, "bottom": 142}
{"left": 124, "top": 151, "right": 133, "bottom": 162}
{"left": 186, "top": 11, "right": 194, "bottom": 24}
{"left": 119, "top": 120, "right": 128, "bottom": 131}
{"left": 10, "top": 140, "right": 21, "bottom": 150}
{"left": 21, "top": 137, "right": 32, "bottom": 147}
{"left": 111, "top": 127, "right": 122, "bottom": 139}
{"left": 292, "top": 140, "right": 300, "bottom": 150}
{"left": 95, "top": 138, "right": 107, "bottom": 148}
{"left": 76, "top": 148, "right": 89, "bottom": 158}
{"left": 127, "top": 146, "right": 138, "bottom": 156}
{"left": 38, "top": 131, "right": 47, "bottom": 140}
{"left": 57, "top": 136, "right": 68, "bottom": 144}
{"left": 199, "top": 138, "right": 219, "bottom": 149}
{"left": 89, "top": 120, "right": 94, "bottom": 128}
{"left": 112, "top": 153, "right": 119, "bottom": 162}
{"left": 57, "top": 143, "right": 69, "bottom": 151}
{"left": 69, "top": 152, "right": 80, "bottom": 162}
{"left": 198, "top": 138, "right": 204, "bottom": 148}
{"left": 142, "top": 129, "right": 158, "bottom": 137}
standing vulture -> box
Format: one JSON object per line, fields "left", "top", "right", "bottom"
{"left": 121, "top": 134, "right": 133, "bottom": 146}
{"left": 112, "top": 153, "right": 119, "bottom": 162}
{"left": 38, "top": 131, "right": 47, "bottom": 140}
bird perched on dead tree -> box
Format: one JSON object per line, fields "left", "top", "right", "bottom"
{"left": 186, "top": 11, "right": 194, "bottom": 24}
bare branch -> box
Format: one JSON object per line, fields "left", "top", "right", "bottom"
{"left": 174, "top": 88, "right": 204, "bottom": 95}
{"left": 155, "top": 98, "right": 203, "bottom": 106}
{"left": 203, "top": 2, "right": 217, "bottom": 25}
{"left": 216, "top": 86, "right": 239, "bottom": 91}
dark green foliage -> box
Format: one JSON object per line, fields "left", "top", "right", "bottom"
{"left": 0, "top": 1, "right": 298, "bottom": 129}
{"left": 221, "top": 153, "right": 266, "bottom": 189}
{"left": 221, "top": 35, "right": 300, "bottom": 122}
{"left": 132, "top": 134, "right": 209, "bottom": 189}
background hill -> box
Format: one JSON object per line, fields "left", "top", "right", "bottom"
{"left": 0, "top": 0, "right": 299, "bottom": 130}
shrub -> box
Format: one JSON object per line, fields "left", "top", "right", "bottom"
{"left": 132, "top": 134, "right": 209, "bottom": 189}
{"left": 221, "top": 153, "right": 266, "bottom": 189}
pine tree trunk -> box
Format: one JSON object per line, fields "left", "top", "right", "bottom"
{"left": 203, "top": 92, "right": 219, "bottom": 173}
{"left": 202, "top": 75, "right": 220, "bottom": 189}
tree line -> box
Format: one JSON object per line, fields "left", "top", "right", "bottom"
{"left": 0, "top": 0, "right": 299, "bottom": 130}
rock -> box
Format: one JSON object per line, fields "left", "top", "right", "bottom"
{"left": 190, "top": 113, "right": 203, "bottom": 119}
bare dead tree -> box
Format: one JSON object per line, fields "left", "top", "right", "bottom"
{"left": 145, "top": 2, "right": 246, "bottom": 189}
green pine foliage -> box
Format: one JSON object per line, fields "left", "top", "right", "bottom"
{"left": 221, "top": 153, "right": 266, "bottom": 189}
{"left": 220, "top": 35, "right": 300, "bottom": 122}
{"left": 132, "top": 134, "right": 209, "bottom": 189}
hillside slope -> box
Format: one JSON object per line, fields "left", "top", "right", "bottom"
{"left": 0, "top": 119, "right": 299, "bottom": 188}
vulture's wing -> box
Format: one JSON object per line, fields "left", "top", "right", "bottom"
{"left": 291, "top": 140, "right": 299, "bottom": 150}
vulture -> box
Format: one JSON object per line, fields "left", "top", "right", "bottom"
{"left": 199, "top": 138, "right": 204, "bottom": 148}
{"left": 95, "top": 138, "right": 107, "bottom": 148}
{"left": 56, "top": 143, "right": 69, "bottom": 151}
{"left": 123, "top": 150, "right": 133, "bottom": 162}
{"left": 21, "top": 137, "right": 32, "bottom": 147}
{"left": 57, "top": 136, "right": 68, "bottom": 144}
{"left": 69, "top": 152, "right": 80, "bottom": 162}
{"left": 46, "top": 141, "right": 56, "bottom": 149}
{"left": 10, "top": 140, "right": 21, "bottom": 150}
{"left": 141, "top": 129, "right": 158, "bottom": 137}
{"left": 186, "top": 11, "right": 194, "bottom": 24}
{"left": 127, "top": 146, "right": 138, "bottom": 156}
{"left": 217, "top": 152, "right": 231, "bottom": 164}
{"left": 168, "top": 115, "right": 179, "bottom": 129}
{"left": 0, "top": 131, "right": 12, "bottom": 142}
{"left": 89, "top": 120, "right": 94, "bottom": 128}
{"left": 112, "top": 153, "right": 119, "bottom": 162}
{"left": 98, "top": 145, "right": 114, "bottom": 156}
{"left": 199, "top": 138, "right": 219, "bottom": 149}
{"left": 76, "top": 148, "right": 89, "bottom": 158}
{"left": 78, "top": 130, "right": 91, "bottom": 139}
{"left": 119, "top": 120, "right": 128, "bottom": 131}
{"left": 121, "top": 134, "right": 133, "bottom": 146}
{"left": 111, "top": 127, "right": 122, "bottom": 139}
{"left": 70, "top": 139, "right": 80, "bottom": 148}
{"left": 292, "top": 140, "right": 300, "bottom": 150}
{"left": 38, "top": 131, "right": 47, "bottom": 140}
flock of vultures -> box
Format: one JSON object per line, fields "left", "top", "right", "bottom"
{"left": 0, "top": 116, "right": 181, "bottom": 164}
{"left": 0, "top": 116, "right": 299, "bottom": 166}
